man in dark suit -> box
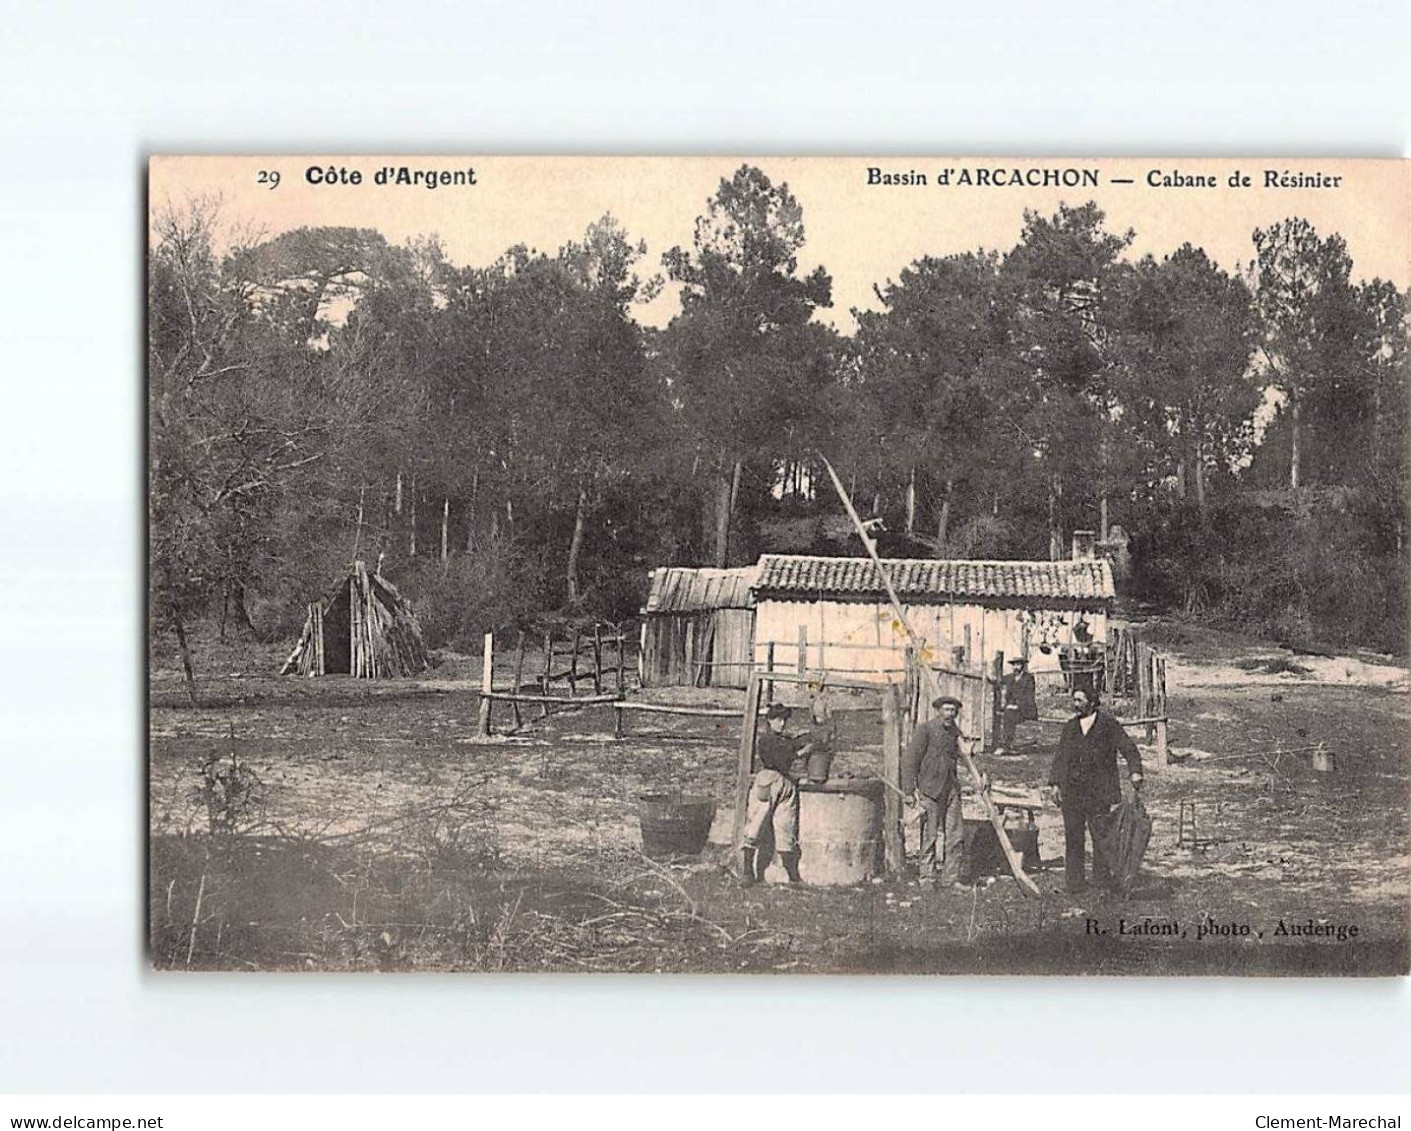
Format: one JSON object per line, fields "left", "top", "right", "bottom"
{"left": 902, "top": 695, "right": 971, "bottom": 889}
{"left": 1047, "top": 687, "right": 1143, "bottom": 894}
{"left": 999, "top": 657, "right": 1039, "bottom": 752}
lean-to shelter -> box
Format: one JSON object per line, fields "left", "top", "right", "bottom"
{"left": 280, "top": 559, "right": 431, "bottom": 678}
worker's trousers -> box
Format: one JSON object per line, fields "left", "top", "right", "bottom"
{"left": 1062, "top": 802, "right": 1115, "bottom": 891}
{"left": 742, "top": 769, "right": 800, "bottom": 853}
{"left": 918, "top": 789, "right": 963, "bottom": 884}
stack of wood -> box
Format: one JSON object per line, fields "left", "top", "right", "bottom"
{"left": 279, "top": 560, "right": 431, "bottom": 678}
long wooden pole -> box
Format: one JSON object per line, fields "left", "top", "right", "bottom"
{"left": 819, "top": 454, "right": 1041, "bottom": 898}
{"left": 477, "top": 631, "right": 494, "bottom": 736}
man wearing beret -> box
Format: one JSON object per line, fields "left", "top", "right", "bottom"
{"left": 1047, "top": 687, "right": 1143, "bottom": 894}
{"left": 739, "top": 703, "right": 812, "bottom": 887}
{"left": 902, "top": 695, "right": 971, "bottom": 889}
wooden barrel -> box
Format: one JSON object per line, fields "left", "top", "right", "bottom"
{"left": 636, "top": 793, "right": 717, "bottom": 859}
{"left": 764, "top": 779, "right": 884, "bottom": 886}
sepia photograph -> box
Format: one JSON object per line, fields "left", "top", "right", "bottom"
{"left": 147, "top": 155, "right": 1409, "bottom": 976}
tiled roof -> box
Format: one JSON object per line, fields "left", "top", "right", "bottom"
{"left": 643, "top": 566, "right": 759, "bottom": 613}
{"left": 753, "top": 554, "right": 1114, "bottom": 604}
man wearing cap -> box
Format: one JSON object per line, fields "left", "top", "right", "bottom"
{"left": 739, "top": 703, "right": 811, "bottom": 886}
{"left": 901, "top": 695, "right": 971, "bottom": 889}
{"left": 999, "top": 657, "right": 1039, "bottom": 752}
{"left": 1047, "top": 687, "right": 1143, "bottom": 894}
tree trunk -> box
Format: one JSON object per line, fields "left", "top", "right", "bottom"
{"left": 409, "top": 477, "right": 417, "bottom": 557}
{"left": 1289, "top": 396, "right": 1301, "bottom": 489}
{"left": 1194, "top": 440, "right": 1207, "bottom": 512}
{"left": 729, "top": 457, "right": 743, "bottom": 517}
{"left": 440, "top": 498, "right": 450, "bottom": 564}
{"left": 219, "top": 587, "right": 229, "bottom": 643}
{"left": 232, "top": 583, "right": 256, "bottom": 635}
{"left": 567, "top": 483, "right": 588, "bottom": 605}
{"left": 713, "top": 464, "right": 733, "bottom": 568}
{"left": 173, "top": 614, "right": 198, "bottom": 707}
{"left": 1099, "top": 495, "right": 1109, "bottom": 540}
{"left": 905, "top": 467, "right": 916, "bottom": 536}
{"left": 353, "top": 484, "right": 366, "bottom": 558}
{"left": 466, "top": 469, "right": 479, "bottom": 553}
{"left": 394, "top": 469, "right": 403, "bottom": 515}
{"left": 1176, "top": 460, "right": 1188, "bottom": 499}
{"left": 935, "top": 477, "right": 954, "bottom": 552}
{"left": 1047, "top": 478, "right": 1061, "bottom": 561}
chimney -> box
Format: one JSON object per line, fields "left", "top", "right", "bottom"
{"left": 1071, "top": 530, "right": 1097, "bottom": 561}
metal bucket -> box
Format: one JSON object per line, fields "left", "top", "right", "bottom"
{"left": 805, "top": 749, "right": 835, "bottom": 783}
{"left": 764, "top": 779, "right": 884, "bottom": 886}
{"left": 637, "top": 793, "right": 717, "bottom": 859}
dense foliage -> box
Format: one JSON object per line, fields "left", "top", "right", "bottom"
{"left": 149, "top": 169, "right": 1409, "bottom": 685}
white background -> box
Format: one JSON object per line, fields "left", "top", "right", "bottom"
{"left": 1, "top": 0, "right": 1408, "bottom": 1095}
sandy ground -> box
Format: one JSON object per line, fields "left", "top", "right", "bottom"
{"left": 147, "top": 621, "right": 1410, "bottom": 974}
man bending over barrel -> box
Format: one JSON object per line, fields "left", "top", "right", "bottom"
{"left": 739, "top": 703, "right": 815, "bottom": 887}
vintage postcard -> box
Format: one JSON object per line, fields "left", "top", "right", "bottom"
{"left": 147, "top": 156, "right": 1409, "bottom": 975}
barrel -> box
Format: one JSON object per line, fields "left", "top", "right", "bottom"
{"left": 763, "top": 778, "right": 884, "bottom": 886}
{"left": 636, "top": 793, "right": 717, "bottom": 859}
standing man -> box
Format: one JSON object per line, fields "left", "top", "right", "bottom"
{"left": 901, "top": 695, "right": 971, "bottom": 889}
{"left": 999, "top": 657, "right": 1039, "bottom": 752}
{"left": 1047, "top": 688, "right": 1143, "bottom": 894}
{"left": 740, "top": 703, "right": 811, "bottom": 887}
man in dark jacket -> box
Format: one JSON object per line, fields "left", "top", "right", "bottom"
{"left": 1048, "top": 688, "right": 1143, "bottom": 894}
{"left": 902, "top": 695, "right": 971, "bottom": 888}
{"left": 999, "top": 657, "right": 1039, "bottom": 752}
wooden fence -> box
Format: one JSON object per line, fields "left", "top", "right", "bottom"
{"left": 476, "top": 623, "right": 632, "bottom": 735}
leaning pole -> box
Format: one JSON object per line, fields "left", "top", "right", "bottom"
{"left": 818, "top": 454, "right": 1042, "bottom": 898}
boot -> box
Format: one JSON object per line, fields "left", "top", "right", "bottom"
{"left": 739, "top": 847, "right": 758, "bottom": 888}
{"left": 780, "top": 850, "right": 803, "bottom": 885}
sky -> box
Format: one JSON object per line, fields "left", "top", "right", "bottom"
{"left": 150, "top": 156, "right": 1409, "bottom": 332}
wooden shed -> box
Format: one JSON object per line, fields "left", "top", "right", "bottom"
{"left": 751, "top": 553, "right": 1115, "bottom": 683}
{"left": 640, "top": 566, "right": 758, "bottom": 689}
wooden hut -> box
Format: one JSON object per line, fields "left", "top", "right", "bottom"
{"left": 280, "top": 560, "right": 431, "bottom": 678}
{"left": 751, "top": 551, "right": 1115, "bottom": 683}
{"left": 640, "top": 566, "right": 758, "bottom": 689}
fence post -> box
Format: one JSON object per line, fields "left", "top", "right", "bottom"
{"left": 477, "top": 631, "right": 494, "bottom": 737}
{"left": 593, "top": 624, "right": 603, "bottom": 695}
{"left": 990, "top": 651, "right": 1005, "bottom": 753}
{"left": 731, "top": 674, "right": 765, "bottom": 853}
{"left": 764, "top": 642, "right": 776, "bottom": 705}
{"left": 882, "top": 682, "right": 905, "bottom": 876}
{"left": 512, "top": 631, "right": 526, "bottom": 731}
{"left": 541, "top": 632, "right": 552, "bottom": 719}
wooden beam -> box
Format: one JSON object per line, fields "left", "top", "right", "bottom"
{"left": 477, "top": 631, "right": 494, "bottom": 736}
{"left": 483, "top": 691, "right": 623, "bottom": 706}
{"left": 730, "top": 673, "right": 765, "bottom": 851}
{"left": 882, "top": 682, "right": 905, "bottom": 876}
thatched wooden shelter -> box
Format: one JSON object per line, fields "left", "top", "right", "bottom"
{"left": 280, "top": 560, "right": 430, "bottom": 678}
